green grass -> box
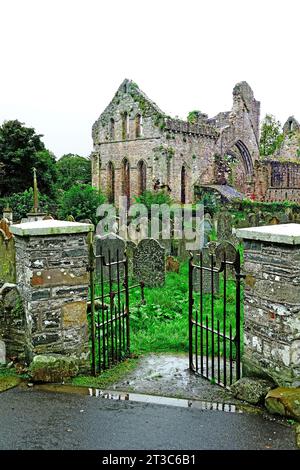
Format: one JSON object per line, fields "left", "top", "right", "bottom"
{"left": 71, "top": 357, "right": 139, "bottom": 388}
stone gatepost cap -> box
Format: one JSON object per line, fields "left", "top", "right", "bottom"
{"left": 10, "top": 219, "right": 94, "bottom": 236}
{"left": 236, "top": 223, "right": 300, "bottom": 245}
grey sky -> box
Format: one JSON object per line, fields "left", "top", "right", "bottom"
{"left": 0, "top": 0, "right": 299, "bottom": 158}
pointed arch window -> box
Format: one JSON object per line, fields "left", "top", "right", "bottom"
{"left": 181, "top": 165, "right": 186, "bottom": 204}
{"left": 122, "top": 158, "right": 130, "bottom": 208}
{"left": 109, "top": 118, "right": 115, "bottom": 140}
{"left": 122, "top": 112, "right": 129, "bottom": 140}
{"left": 135, "top": 114, "right": 143, "bottom": 138}
{"left": 137, "top": 160, "right": 147, "bottom": 195}
{"left": 107, "top": 161, "right": 115, "bottom": 204}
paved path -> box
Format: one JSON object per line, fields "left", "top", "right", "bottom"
{"left": 0, "top": 387, "right": 296, "bottom": 450}
{"left": 113, "top": 353, "right": 240, "bottom": 403}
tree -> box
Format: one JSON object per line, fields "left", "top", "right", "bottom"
{"left": 56, "top": 154, "right": 91, "bottom": 191}
{"left": 259, "top": 114, "right": 284, "bottom": 156}
{"left": 0, "top": 120, "right": 57, "bottom": 197}
{"left": 57, "top": 184, "right": 106, "bottom": 224}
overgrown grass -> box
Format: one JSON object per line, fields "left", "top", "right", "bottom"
{"left": 71, "top": 357, "right": 139, "bottom": 388}
{"left": 91, "top": 258, "right": 243, "bottom": 360}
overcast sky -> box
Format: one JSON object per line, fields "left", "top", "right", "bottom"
{"left": 0, "top": 0, "right": 299, "bottom": 158}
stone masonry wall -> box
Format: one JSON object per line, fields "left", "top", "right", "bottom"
{"left": 253, "top": 160, "right": 300, "bottom": 203}
{"left": 242, "top": 239, "right": 300, "bottom": 386}
{"left": 13, "top": 232, "right": 90, "bottom": 370}
{"left": 91, "top": 79, "right": 260, "bottom": 204}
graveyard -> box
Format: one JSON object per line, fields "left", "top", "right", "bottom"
{"left": 1, "top": 75, "right": 300, "bottom": 452}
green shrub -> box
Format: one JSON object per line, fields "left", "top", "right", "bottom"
{"left": 57, "top": 184, "right": 106, "bottom": 224}
{"left": 134, "top": 190, "right": 173, "bottom": 209}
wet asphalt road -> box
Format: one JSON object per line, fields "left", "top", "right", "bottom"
{"left": 0, "top": 387, "right": 297, "bottom": 450}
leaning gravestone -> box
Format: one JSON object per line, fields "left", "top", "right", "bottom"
{"left": 193, "top": 246, "right": 219, "bottom": 294}
{"left": 94, "top": 233, "right": 126, "bottom": 281}
{"left": 0, "top": 340, "right": 5, "bottom": 364}
{"left": 133, "top": 238, "right": 165, "bottom": 287}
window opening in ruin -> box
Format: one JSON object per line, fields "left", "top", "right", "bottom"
{"left": 137, "top": 160, "right": 146, "bottom": 195}
{"left": 110, "top": 118, "right": 115, "bottom": 140}
{"left": 135, "top": 114, "right": 143, "bottom": 138}
{"left": 122, "top": 112, "right": 129, "bottom": 140}
{"left": 107, "top": 161, "right": 115, "bottom": 204}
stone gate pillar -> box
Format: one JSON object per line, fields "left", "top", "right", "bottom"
{"left": 10, "top": 220, "right": 94, "bottom": 372}
{"left": 237, "top": 224, "right": 300, "bottom": 386}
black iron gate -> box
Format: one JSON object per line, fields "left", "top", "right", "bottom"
{"left": 188, "top": 242, "right": 243, "bottom": 388}
{"left": 88, "top": 235, "right": 144, "bottom": 376}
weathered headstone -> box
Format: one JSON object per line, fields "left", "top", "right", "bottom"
{"left": 247, "top": 212, "right": 259, "bottom": 227}
{"left": 159, "top": 238, "right": 172, "bottom": 255}
{"left": 217, "top": 211, "right": 233, "bottom": 242}
{"left": 133, "top": 238, "right": 165, "bottom": 287}
{"left": 0, "top": 339, "right": 6, "bottom": 364}
{"left": 193, "top": 246, "right": 220, "bottom": 294}
{"left": 95, "top": 233, "right": 126, "bottom": 281}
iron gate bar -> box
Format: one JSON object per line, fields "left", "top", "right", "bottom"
{"left": 223, "top": 252, "right": 227, "bottom": 387}
{"left": 88, "top": 236, "right": 142, "bottom": 376}
{"left": 189, "top": 243, "right": 244, "bottom": 389}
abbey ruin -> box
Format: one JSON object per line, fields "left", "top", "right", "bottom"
{"left": 91, "top": 79, "right": 300, "bottom": 204}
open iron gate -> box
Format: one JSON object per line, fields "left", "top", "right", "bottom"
{"left": 188, "top": 242, "right": 244, "bottom": 388}
{"left": 87, "top": 234, "right": 144, "bottom": 376}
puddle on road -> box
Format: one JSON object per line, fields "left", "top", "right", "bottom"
{"left": 31, "top": 383, "right": 247, "bottom": 414}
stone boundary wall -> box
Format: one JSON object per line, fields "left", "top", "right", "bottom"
{"left": 6, "top": 220, "right": 94, "bottom": 371}
{"left": 237, "top": 224, "right": 300, "bottom": 386}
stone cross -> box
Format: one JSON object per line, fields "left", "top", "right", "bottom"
{"left": 33, "top": 167, "right": 39, "bottom": 213}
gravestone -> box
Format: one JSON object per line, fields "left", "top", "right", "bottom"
{"left": 268, "top": 216, "right": 280, "bottom": 225}
{"left": 247, "top": 212, "right": 259, "bottom": 227}
{"left": 126, "top": 240, "right": 136, "bottom": 279}
{"left": 193, "top": 246, "right": 219, "bottom": 294}
{"left": 204, "top": 219, "right": 212, "bottom": 246}
{"left": 0, "top": 340, "right": 5, "bottom": 364}
{"left": 95, "top": 233, "right": 126, "bottom": 281}
{"left": 217, "top": 211, "right": 233, "bottom": 242}
{"left": 133, "top": 238, "right": 165, "bottom": 287}
{"left": 215, "top": 241, "right": 237, "bottom": 278}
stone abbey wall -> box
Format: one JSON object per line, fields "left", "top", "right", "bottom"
{"left": 91, "top": 79, "right": 260, "bottom": 205}
{"left": 254, "top": 159, "right": 300, "bottom": 203}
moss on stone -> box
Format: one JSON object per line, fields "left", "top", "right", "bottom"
{"left": 265, "top": 387, "right": 300, "bottom": 422}
{"left": 0, "top": 376, "right": 21, "bottom": 392}
{"left": 29, "top": 354, "right": 79, "bottom": 383}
